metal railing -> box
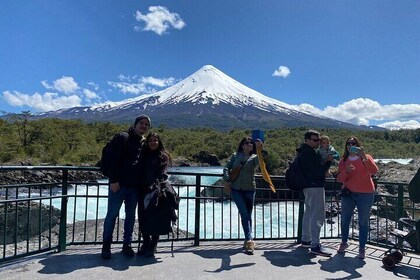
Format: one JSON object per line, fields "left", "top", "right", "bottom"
{"left": 0, "top": 166, "right": 418, "bottom": 263}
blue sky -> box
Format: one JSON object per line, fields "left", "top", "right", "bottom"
{"left": 1, "top": 1, "right": 419, "bottom": 129}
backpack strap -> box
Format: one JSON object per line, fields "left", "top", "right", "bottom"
{"left": 171, "top": 231, "right": 175, "bottom": 257}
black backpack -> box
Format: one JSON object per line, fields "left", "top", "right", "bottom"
{"left": 141, "top": 179, "right": 180, "bottom": 256}
{"left": 100, "top": 132, "right": 129, "bottom": 178}
{"left": 285, "top": 153, "right": 307, "bottom": 191}
{"left": 142, "top": 179, "right": 180, "bottom": 234}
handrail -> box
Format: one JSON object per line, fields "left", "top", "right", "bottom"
{"left": 1, "top": 166, "right": 418, "bottom": 263}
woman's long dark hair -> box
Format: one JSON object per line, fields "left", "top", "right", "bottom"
{"left": 236, "top": 137, "right": 257, "bottom": 154}
{"left": 143, "top": 132, "right": 172, "bottom": 168}
{"left": 342, "top": 136, "right": 362, "bottom": 162}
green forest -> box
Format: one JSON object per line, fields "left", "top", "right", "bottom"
{"left": 1, "top": 113, "right": 419, "bottom": 174}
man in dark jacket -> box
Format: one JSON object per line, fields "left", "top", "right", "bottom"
{"left": 298, "top": 130, "right": 333, "bottom": 257}
{"left": 101, "top": 115, "right": 151, "bottom": 259}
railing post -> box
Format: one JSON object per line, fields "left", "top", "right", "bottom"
{"left": 194, "top": 175, "right": 201, "bottom": 246}
{"left": 296, "top": 191, "right": 304, "bottom": 243}
{"left": 58, "top": 169, "right": 68, "bottom": 252}
{"left": 397, "top": 183, "right": 404, "bottom": 230}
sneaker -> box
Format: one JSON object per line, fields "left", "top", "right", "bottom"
{"left": 310, "top": 245, "right": 332, "bottom": 257}
{"left": 337, "top": 242, "right": 349, "bottom": 253}
{"left": 244, "top": 240, "right": 255, "bottom": 255}
{"left": 122, "top": 243, "right": 135, "bottom": 257}
{"left": 358, "top": 248, "right": 366, "bottom": 259}
{"left": 300, "top": 241, "right": 311, "bottom": 248}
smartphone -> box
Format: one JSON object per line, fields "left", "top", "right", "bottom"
{"left": 252, "top": 130, "right": 265, "bottom": 143}
{"left": 350, "top": 146, "right": 359, "bottom": 154}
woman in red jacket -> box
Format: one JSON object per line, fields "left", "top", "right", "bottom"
{"left": 336, "top": 136, "right": 379, "bottom": 259}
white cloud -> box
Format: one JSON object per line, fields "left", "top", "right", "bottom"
{"left": 53, "top": 76, "right": 79, "bottom": 94}
{"left": 377, "top": 120, "right": 420, "bottom": 130}
{"left": 4, "top": 76, "right": 102, "bottom": 112}
{"left": 3, "top": 90, "right": 82, "bottom": 112}
{"left": 42, "top": 76, "right": 79, "bottom": 94}
{"left": 117, "top": 74, "right": 135, "bottom": 82}
{"left": 140, "top": 76, "right": 176, "bottom": 87}
{"left": 107, "top": 81, "right": 147, "bottom": 95}
{"left": 83, "top": 89, "right": 99, "bottom": 100}
{"left": 108, "top": 75, "right": 176, "bottom": 95}
{"left": 41, "top": 80, "right": 54, "bottom": 90}
{"left": 134, "top": 6, "right": 186, "bottom": 35}
{"left": 296, "top": 98, "right": 420, "bottom": 129}
{"left": 272, "top": 66, "right": 291, "bottom": 78}
{"left": 87, "top": 82, "right": 99, "bottom": 91}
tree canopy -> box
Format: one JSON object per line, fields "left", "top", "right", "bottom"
{"left": 0, "top": 116, "right": 419, "bottom": 174}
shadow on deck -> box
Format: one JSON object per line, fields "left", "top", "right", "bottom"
{"left": 1, "top": 240, "right": 419, "bottom": 280}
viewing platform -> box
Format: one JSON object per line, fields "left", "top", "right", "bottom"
{"left": 1, "top": 166, "right": 419, "bottom": 279}
{"left": 1, "top": 240, "right": 419, "bottom": 280}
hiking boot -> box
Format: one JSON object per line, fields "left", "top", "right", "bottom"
{"left": 137, "top": 242, "right": 149, "bottom": 256}
{"left": 244, "top": 240, "right": 255, "bottom": 255}
{"left": 144, "top": 249, "right": 155, "bottom": 258}
{"left": 310, "top": 245, "right": 332, "bottom": 257}
{"left": 122, "top": 243, "right": 135, "bottom": 257}
{"left": 300, "top": 241, "right": 311, "bottom": 248}
{"left": 101, "top": 241, "right": 112, "bottom": 259}
{"left": 337, "top": 242, "right": 349, "bottom": 253}
{"left": 358, "top": 248, "right": 366, "bottom": 259}
{"left": 145, "top": 239, "right": 158, "bottom": 258}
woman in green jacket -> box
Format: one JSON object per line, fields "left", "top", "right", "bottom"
{"left": 223, "top": 136, "right": 266, "bottom": 255}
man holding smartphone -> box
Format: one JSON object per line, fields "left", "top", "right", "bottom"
{"left": 297, "top": 130, "right": 333, "bottom": 257}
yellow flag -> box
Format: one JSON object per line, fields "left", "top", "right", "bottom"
{"left": 256, "top": 146, "right": 276, "bottom": 193}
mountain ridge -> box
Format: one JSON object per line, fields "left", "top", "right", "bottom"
{"left": 35, "top": 65, "right": 381, "bottom": 131}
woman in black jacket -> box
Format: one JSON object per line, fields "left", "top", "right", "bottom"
{"left": 137, "top": 132, "right": 172, "bottom": 257}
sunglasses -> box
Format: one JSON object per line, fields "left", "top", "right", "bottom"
{"left": 310, "top": 138, "right": 320, "bottom": 142}
{"left": 243, "top": 141, "right": 254, "bottom": 145}
{"left": 347, "top": 141, "right": 357, "bottom": 146}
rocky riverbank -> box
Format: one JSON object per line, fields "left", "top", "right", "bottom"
{"left": 0, "top": 215, "right": 191, "bottom": 258}
{"left": 1, "top": 157, "right": 419, "bottom": 185}
{"left": 375, "top": 157, "right": 420, "bottom": 183}
{"left": 0, "top": 168, "right": 103, "bottom": 185}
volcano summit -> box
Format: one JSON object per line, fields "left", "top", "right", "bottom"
{"left": 37, "top": 65, "right": 363, "bottom": 130}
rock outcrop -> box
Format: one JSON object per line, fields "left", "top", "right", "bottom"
{"left": 192, "top": 151, "right": 221, "bottom": 166}
{"left": 0, "top": 201, "right": 61, "bottom": 244}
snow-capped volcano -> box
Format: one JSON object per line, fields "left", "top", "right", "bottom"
{"left": 130, "top": 65, "right": 293, "bottom": 110}
{"left": 37, "top": 65, "right": 362, "bottom": 130}
{"left": 90, "top": 65, "right": 295, "bottom": 113}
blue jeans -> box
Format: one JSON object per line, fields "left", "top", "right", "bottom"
{"left": 231, "top": 189, "right": 255, "bottom": 241}
{"left": 340, "top": 192, "right": 374, "bottom": 249}
{"left": 103, "top": 186, "right": 139, "bottom": 244}
{"left": 302, "top": 187, "right": 325, "bottom": 247}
